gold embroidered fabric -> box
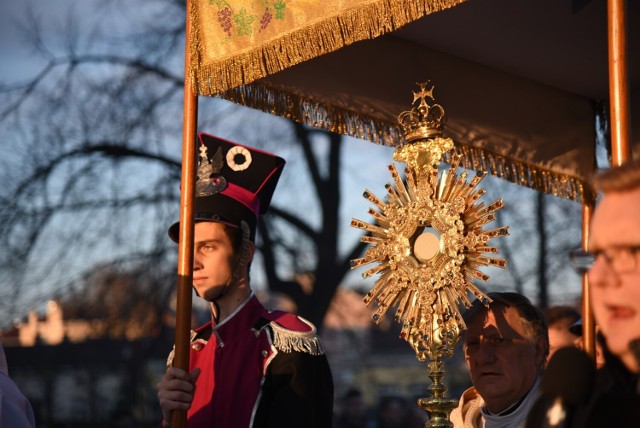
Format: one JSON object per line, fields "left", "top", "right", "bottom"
{"left": 190, "top": 0, "right": 467, "bottom": 95}
{"left": 187, "top": 0, "right": 640, "bottom": 203}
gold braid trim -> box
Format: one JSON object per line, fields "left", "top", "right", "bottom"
{"left": 271, "top": 320, "right": 326, "bottom": 356}
{"left": 166, "top": 330, "right": 199, "bottom": 368}
{"left": 190, "top": 0, "right": 467, "bottom": 95}
{"left": 221, "top": 83, "right": 596, "bottom": 203}
{"left": 221, "top": 83, "right": 403, "bottom": 147}
{"left": 447, "top": 144, "right": 596, "bottom": 204}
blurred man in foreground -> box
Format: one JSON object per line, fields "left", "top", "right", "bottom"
{"left": 567, "top": 159, "right": 640, "bottom": 426}
{"left": 450, "top": 292, "right": 549, "bottom": 428}
{"left": 587, "top": 159, "right": 640, "bottom": 373}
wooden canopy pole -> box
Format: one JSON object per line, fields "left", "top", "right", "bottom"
{"left": 581, "top": 197, "right": 596, "bottom": 360}
{"left": 608, "top": 0, "right": 631, "bottom": 165}
{"left": 582, "top": 0, "right": 633, "bottom": 362}
{"left": 171, "top": 0, "right": 198, "bottom": 426}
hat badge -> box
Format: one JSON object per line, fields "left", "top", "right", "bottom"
{"left": 196, "top": 144, "right": 227, "bottom": 197}
{"left": 226, "top": 145, "right": 252, "bottom": 171}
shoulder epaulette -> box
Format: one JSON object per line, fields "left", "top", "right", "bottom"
{"left": 166, "top": 329, "right": 200, "bottom": 367}
{"left": 270, "top": 318, "right": 325, "bottom": 356}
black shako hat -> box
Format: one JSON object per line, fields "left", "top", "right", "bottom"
{"left": 168, "top": 133, "right": 285, "bottom": 242}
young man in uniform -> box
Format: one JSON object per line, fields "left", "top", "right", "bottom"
{"left": 157, "top": 133, "right": 334, "bottom": 427}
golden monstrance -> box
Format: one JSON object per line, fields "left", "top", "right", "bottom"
{"left": 351, "top": 82, "right": 509, "bottom": 427}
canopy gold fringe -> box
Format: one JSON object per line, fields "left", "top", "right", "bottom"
{"left": 447, "top": 146, "right": 594, "bottom": 204}
{"left": 221, "top": 83, "right": 595, "bottom": 204}
{"left": 189, "top": 0, "right": 467, "bottom": 95}
{"left": 220, "top": 83, "right": 403, "bottom": 145}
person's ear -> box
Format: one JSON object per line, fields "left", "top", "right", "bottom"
{"left": 247, "top": 240, "right": 255, "bottom": 264}
{"left": 236, "top": 221, "right": 254, "bottom": 270}
{"left": 235, "top": 239, "right": 253, "bottom": 271}
{"left": 534, "top": 339, "right": 548, "bottom": 368}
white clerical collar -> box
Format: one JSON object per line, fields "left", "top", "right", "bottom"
{"left": 481, "top": 377, "right": 541, "bottom": 428}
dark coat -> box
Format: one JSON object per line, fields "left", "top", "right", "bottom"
{"left": 571, "top": 346, "right": 640, "bottom": 428}
{"left": 527, "top": 344, "right": 640, "bottom": 428}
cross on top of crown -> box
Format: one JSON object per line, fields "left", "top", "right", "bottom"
{"left": 413, "top": 82, "right": 434, "bottom": 113}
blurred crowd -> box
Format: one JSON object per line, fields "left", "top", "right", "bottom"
{"left": 334, "top": 389, "right": 427, "bottom": 428}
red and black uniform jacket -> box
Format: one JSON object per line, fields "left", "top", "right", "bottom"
{"left": 167, "top": 294, "right": 334, "bottom": 428}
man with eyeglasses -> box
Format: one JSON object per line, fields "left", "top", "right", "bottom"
{"left": 450, "top": 292, "right": 549, "bottom": 428}
{"left": 561, "top": 159, "right": 640, "bottom": 427}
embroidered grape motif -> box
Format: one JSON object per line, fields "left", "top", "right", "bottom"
{"left": 259, "top": 9, "right": 273, "bottom": 31}
{"left": 217, "top": 7, "right": 232, "bottom": 36}
{"left": 212, "top": 1, "right": 286, "bottom": 36}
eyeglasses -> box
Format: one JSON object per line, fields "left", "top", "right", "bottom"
{"left": 569, "top": 245, "right": 640, "bottom": 275}
{"left": 465, "top": 335, "right": 531, "bottom": 352}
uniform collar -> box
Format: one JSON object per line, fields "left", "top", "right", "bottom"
{"left": 211, "top": 293, "right": 265, "bottom": 344}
